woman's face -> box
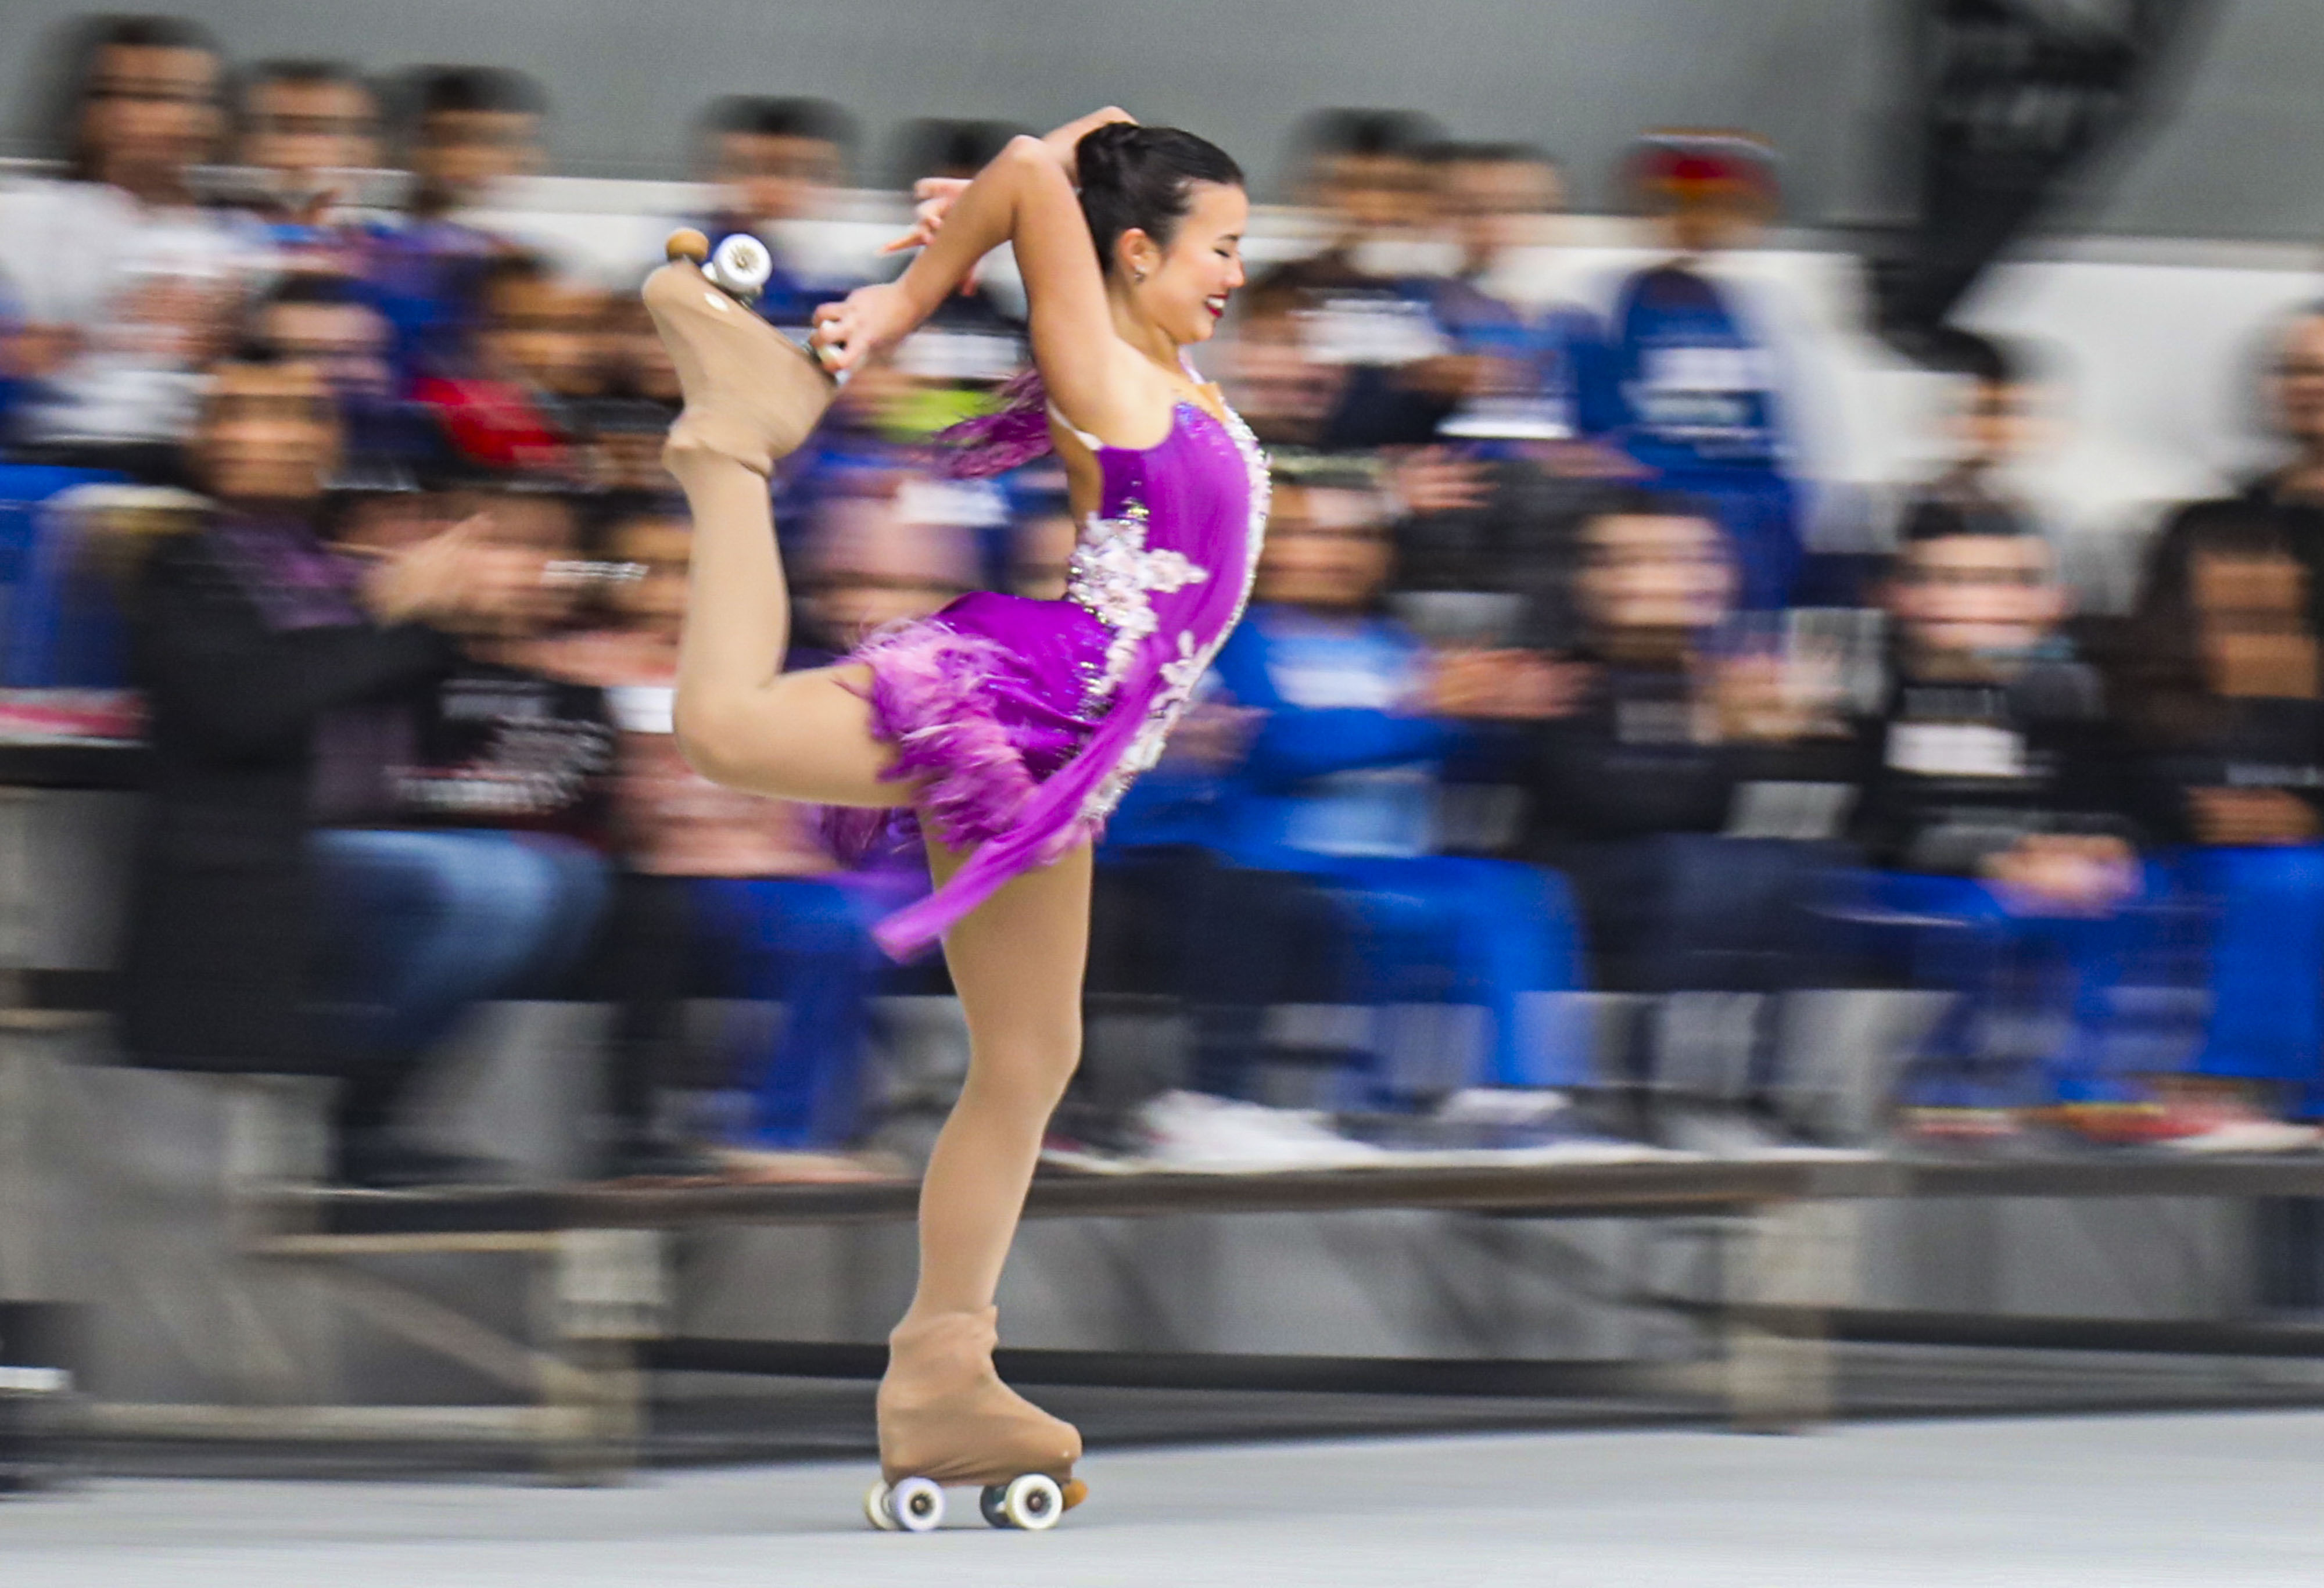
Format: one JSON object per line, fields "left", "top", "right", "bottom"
{"left": 1122, "top": 181, "right": 1249, "bottom": 347}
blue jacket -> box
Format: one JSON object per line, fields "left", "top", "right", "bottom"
{"left": 1610, "top": 263, "right": 1788, "bottom": 474}
{"left": 1208, "top": 606, "right": 1463, "bottom": 862}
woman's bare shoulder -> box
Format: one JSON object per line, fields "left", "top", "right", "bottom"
{"left": 1039, "top": 335, "right": 1181, "bottom": 452}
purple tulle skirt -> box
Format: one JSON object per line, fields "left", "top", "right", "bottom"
{"left": 823, "top": 591, "right": 1111, "bottom": 869}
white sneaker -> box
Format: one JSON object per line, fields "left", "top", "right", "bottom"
{"left": 2158, "top": 1117, "right": 2322, "bottom": 1156}
{"left": 1433, "top": 1088, "right": 1571, "bottom": 1128}
{"left": 1134, "top": 1091, "right": 1389, "bottom": 1173}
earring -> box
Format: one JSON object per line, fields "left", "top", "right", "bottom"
{"left": 1132, "top": 270, "right": 1146, "bottom": 284}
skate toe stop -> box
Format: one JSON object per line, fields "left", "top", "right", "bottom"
{"left": 1061, "top": 1478, "right": 1088, "bottom": 1510}
{"left": 665, "top": 228, "right": 711, "bottom": 263}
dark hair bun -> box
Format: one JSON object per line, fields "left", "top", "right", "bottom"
{"left": 1072, "top": 123, "right": 1243, "bottom": 277}
{"left": 1073, "top": 120, "right": 1144, "bottom": 192}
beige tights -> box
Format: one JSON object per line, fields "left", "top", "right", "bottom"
{"left": 875, "top": 840, "right": 1091, "bottom": 1483}
{"left": 646, "top": 245, "right": 1084, "bottom": 1484}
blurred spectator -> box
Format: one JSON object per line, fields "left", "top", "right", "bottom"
{"left": 2114, "top": 509, "right": 2324, "bottom": 1145}
{"left": 799, "top": 474, "right": 981, "bottom": 648}
{"left": 578, "top": 395, "right": 679, "bottom": 495}
{"left": 411, "top": 252, "right": 600, "bottom": 474}
{"left": 1521, "top": 491, "right": 1859, "bottom": 1145}
{"left": 1203, "top": 468, "right": 1591, "bottom": 1106}
{"left": 1279, "top": 109, "right": 1441, "bottom": 285}
{"left": 696, "top": 95, "right": 859, "bottom": 335}
{"left": 1259, "top": 109, "right": 1450, "bottom": 450}
{"left": 247, "top": 273, "right": 424, "bottom": 476}
{"left": 0, "top": 15, "right": 257, "bottom": 481}
{"left": 311, "top": 485, "right": 614, "bottom": 1184}
{"left": 117, "top": 353, "right": 586, "bottom": 1186}
{"left": 397, "top": 63, "right": 544, "bottom": 218}
{"left": 575, "top": 293, "right": 682, "bottom": 493}
{"left": 1220, "top": 286, "right": 1353, "bottom": 455}
{"left": 238, "top": 58, "right": 382, "bottom": 195}
{"left": 361, "top": 65, "right": 544, "bottom": 385}
{"left": 1853, "top": 506, "right": 2180, "bottom": 1145}
{"left": 1412, "top": 141, "right": 1614, "bottom": 452}
{"left": 232, "top": 57, "right": 384, "bottom": 276}
{"left": 888, "top": 117, "right": 1025, "bottom": 188}
{"left": 556, "top": 500, "right": 912, "bottom": 1172}
{"left": 479, "top": 256, "right": 609, "bottom": 403}
{"left": 1907, "top": 330, "right": 2047, "bottom": 536}
{"left": 597, "top": 292, "right": 681, "bottom": 406}
{"left": 2144, "top": 304, "right": 2324, "bottom": 641}
{"left": 1607, "top": 132, "right": 1803, "bottom": 609}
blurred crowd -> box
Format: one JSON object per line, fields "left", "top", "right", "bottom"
{"left": 8, "top": 15, "right": 2324, "bottom": 1186}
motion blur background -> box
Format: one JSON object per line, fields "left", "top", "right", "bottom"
{"left": 6, "top": 0, "right": 2324, "bottom": 1530}
{"left": 8, "top": 0, "right": 2324, "bottom": 235}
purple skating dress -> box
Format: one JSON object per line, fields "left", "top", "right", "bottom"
{"left": 842, "top": 396, "right": 1268, "bottom": 960}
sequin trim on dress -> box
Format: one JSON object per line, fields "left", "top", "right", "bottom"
{"left": 1064, "top": 497, "right": 1210, "bottom": 705}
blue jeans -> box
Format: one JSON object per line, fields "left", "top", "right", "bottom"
{"left": 1234, "top": 849, "right": 1591, "bottom": 1094}
{"left": 690, "top": 876, "right": 903, "bottom": 1148}
{"left": 310, "top": 828, "right": 610, "bottom": 1066}
{"left": 1562, "top": 834, "right": 1853, "bottom": 995}
{"left": 1858, "top": 869, "right": 2172, "bottom": 1109}
{"left": 2176, "top": 845, "right": 2324, "bottom": 1114}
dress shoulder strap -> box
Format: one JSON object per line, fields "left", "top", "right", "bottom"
{"left": 1045, "top": 402, "right": 1106, "bottom": 453}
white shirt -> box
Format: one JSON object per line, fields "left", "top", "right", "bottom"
{"left": 0, "top": 178, "right": 267, "bottom": 447}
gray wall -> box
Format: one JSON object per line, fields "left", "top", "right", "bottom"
{"left": 1, "top": 0, "right": 2319, "bottom": 241}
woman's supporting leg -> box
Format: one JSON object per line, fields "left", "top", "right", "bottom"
{"left": 877, "top": 838, "right": 1091, "bottom": 1486}
{"left": 908, "top": 838, "right": 1091, "bottom": 1315}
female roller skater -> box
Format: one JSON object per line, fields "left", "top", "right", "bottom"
{"left": 641, "top": 107, "right": 1263, "bottom": 1530}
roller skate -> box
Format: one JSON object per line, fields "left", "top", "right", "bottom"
{"left": 862, "top": 1307, "right": 1088, "bottom": 1532}
{"left": 642, "top": 228, "right": 837, "bottom": 476}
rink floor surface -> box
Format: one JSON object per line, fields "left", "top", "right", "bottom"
{"left": 6, "top": 1409, "right": 2321, "bottom": 1586}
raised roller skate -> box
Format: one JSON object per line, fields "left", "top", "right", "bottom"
{"left": 643, "top": 228, "right": 836, "bottom": 476}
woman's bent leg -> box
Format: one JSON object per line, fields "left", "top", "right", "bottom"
{"left": 645, "top": 246, "right": 902, "bottom": 807}
{"left": 877, "top": 838, "right": 1090, "bottom": 1487}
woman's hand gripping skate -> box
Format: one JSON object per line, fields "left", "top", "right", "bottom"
{"left": 808, "top": 282, "right": 920, "bottom": 378}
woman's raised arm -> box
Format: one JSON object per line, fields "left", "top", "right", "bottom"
{"left": 811, "top": 116, "right": 1159, "bottom": 446}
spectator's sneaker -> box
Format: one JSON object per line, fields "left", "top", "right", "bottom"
{"left": 1326, "top": 1091, "right": 1673, "bottom": 1164}
{"left": 1434, "top": 1088, "right": 1573, "bottom": 1131}
{"left": 2162, "top": 1116, "right": 2323, "bottom": 1155}
{"left": 335, "top": 1134, "right": 511, "bottom": 1190}
{"left": 1646, "top": 1099, "right": 1868, "bottom": 1160}
{"left": 2151, "top": 1095, "right": 2322, "bottom": 1156}
{"left": 715, "top": 1145, "right": 898, "bottom": 1184}
{"left": 1037, "top": 1133, "right": 1124, "bottom": 1175}
{"left": 1134, "top": 1091, "right": 1389, "bottom": 1172}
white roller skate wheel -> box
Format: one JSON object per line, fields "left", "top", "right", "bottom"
{"left": 890, "top": 1475, "right": 945, "bottom": 1532}
{"left": 998, "top": 1472, "right": 1064, "bottom": 1531}
{"left": 863, "top": 1479, "right": 899, "bottom": 1531}
{"left": 706, "top": 234, "right": 772, "bottom": 299}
